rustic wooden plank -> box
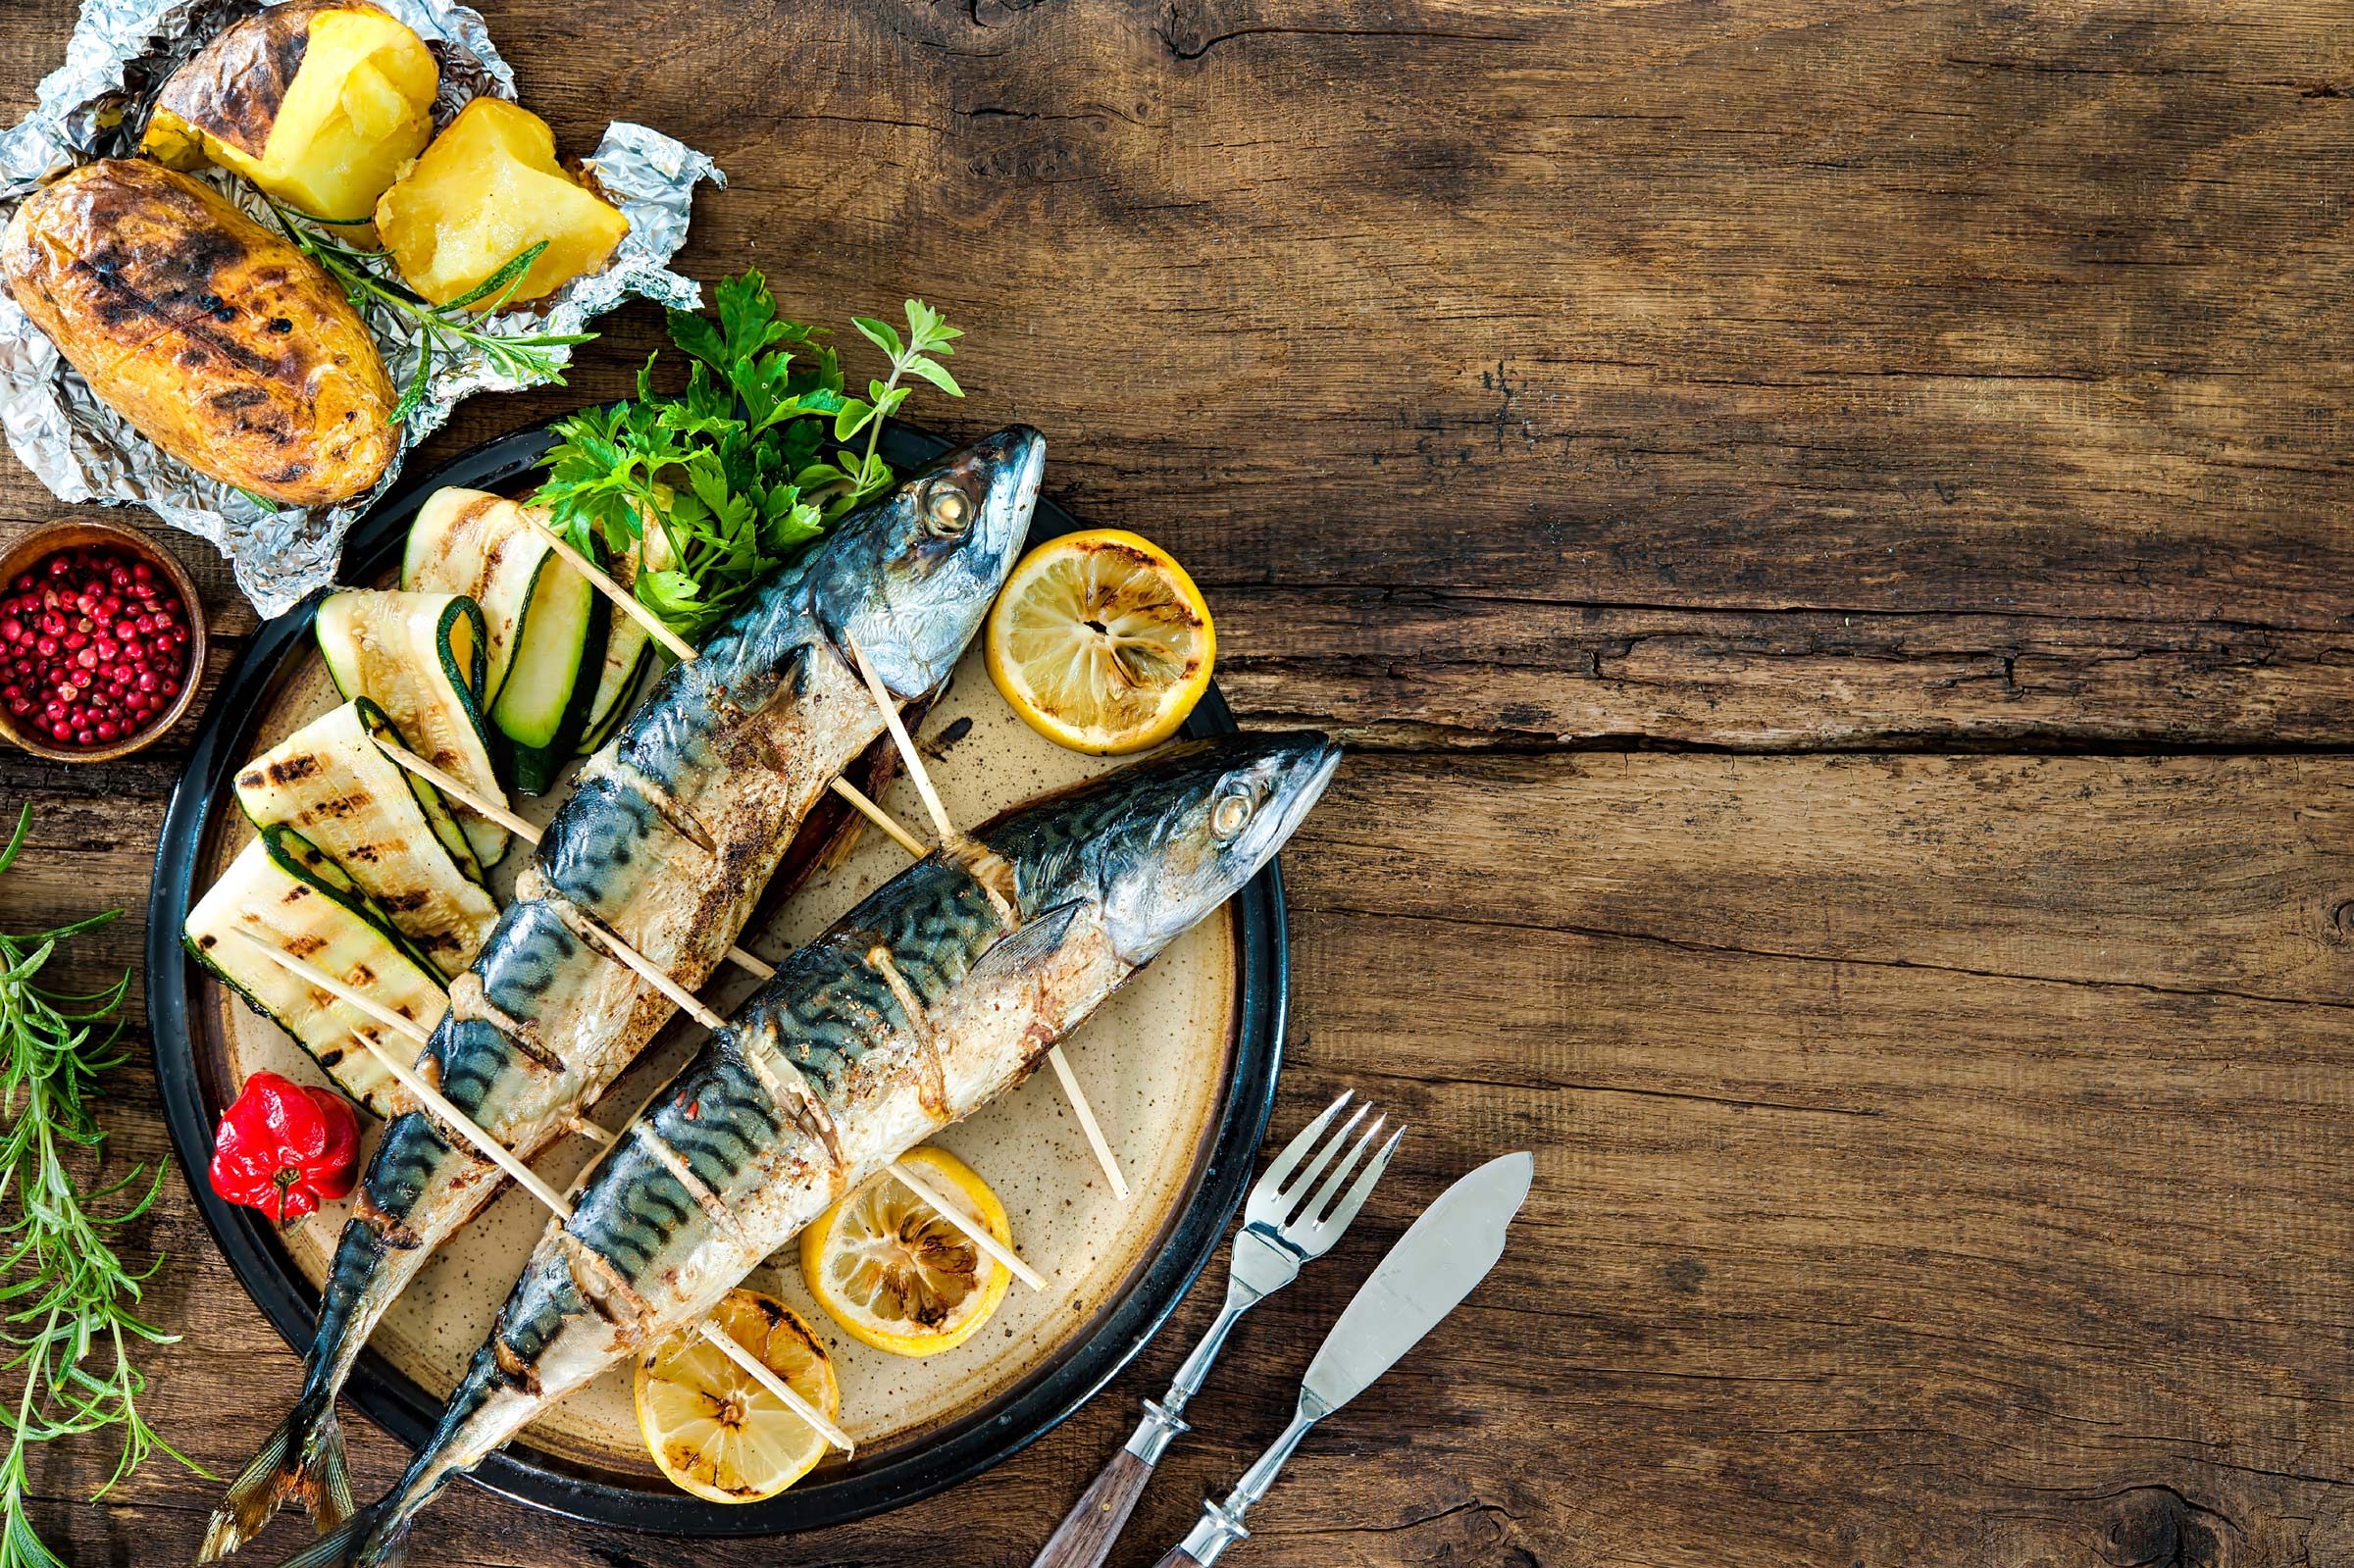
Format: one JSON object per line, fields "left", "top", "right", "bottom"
{"left": 0, "top": 1, "right": 2347, "bottom": 1566}
{"left": 1288, "top": 750, "right": 2354, "bottom": 1005}
{"left": 2, "top": 1, "right": 2352, "bottom": 751}
{"left": 7, "top": 751, "right": 2352, "bottom": 1568}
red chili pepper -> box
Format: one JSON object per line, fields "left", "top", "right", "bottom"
{"left": 210, "top": 1072, "right": 360, "bottom": 1228}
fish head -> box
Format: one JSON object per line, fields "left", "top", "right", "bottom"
{"left": 998, "top": 732, "right": 1342, "bottom": 965}
{"left": 811, "top": 425, "right": 1043, "bottom": 696}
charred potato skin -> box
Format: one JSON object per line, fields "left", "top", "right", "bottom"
{"left": 1, "top": 160, "right": 397, "bottom": 506}
{"left": 148, "top": 0, "right": 340, "bottom": 164}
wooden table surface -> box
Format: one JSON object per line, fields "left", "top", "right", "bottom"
{"left": 5, "top": 1, "right": 2353, "bottom": 1563}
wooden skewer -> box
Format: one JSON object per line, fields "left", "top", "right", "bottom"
{"left": 373, "top": 737, "right": 777, "bottom": 984}
{"left": 695, "top": 1321, "right": 854, "bottom": 1453}
{"left": 227, "top": 926, "right": 432, "bottom": 1044}
{"left": 222, "top": 932, "right": 853, "bottom": 1451}
{"left": 886, "top": 1157, "right": 1049, "bottom": 1290}
{"left": 521, "top": 509, "right": 700, "bottom": 666}
{"left": 578, "top": 918, "right": 730, "bottom": 1033}
{"left": 352, "top": 1033, "right": 577, "bottom": 1218}
{"left": 839, "top": 637, "right": 1131, "bottom": 1202}
{"left": 224, "top": 930, "right": 572, "bottom": 1213}
{"left": 1045, "top": 1049, "right": 1130, "bottom": 1203}
{"left": 843, "top": 634, "right": 963, "bottom": 851}
{"left": 830, "top": 777, "right": 929, "bottom": 858}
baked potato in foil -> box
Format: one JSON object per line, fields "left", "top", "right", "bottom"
{"left": 143, "top": 0, "right": 437, "bottom": 246}
{"left": 376, "top": 98, "right": 630, "bottom": 309}
{"left": 1, "top": 159, "right": 398, "bottom": 507}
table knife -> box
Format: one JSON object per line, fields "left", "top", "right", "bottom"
{"left": 1151, "top": 1149, "right": 1535, "bottom": 1568}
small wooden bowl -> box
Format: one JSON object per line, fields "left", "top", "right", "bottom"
{"left": 0, "top": 520, "right": 209, "bottom": 763}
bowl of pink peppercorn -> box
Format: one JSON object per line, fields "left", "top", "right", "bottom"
{"left": 0, "top": 520, "right": 206, "bottom": 763}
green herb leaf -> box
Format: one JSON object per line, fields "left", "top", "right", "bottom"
{"left": 266, "top": 207, "right": 590, "bottom": 428}
{"left": 528, "top": 273, "right": 966, "bottom": 643}
{"left": 904, "top": 356, "right": 964, "bottom": 397}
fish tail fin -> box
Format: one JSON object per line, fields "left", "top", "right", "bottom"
{"left": 277, "top": 1500, "right": 409, "bottom": 1568}
{"left": 202, "top": 1390, "right": 351, "bottom": 1559}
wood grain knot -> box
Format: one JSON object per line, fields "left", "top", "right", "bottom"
{"left": 2100, "top": 1486, "right": 2235, "bottom": 1568}
{"left": 2326, "top": 899, "right": 2354, "bottom": 945}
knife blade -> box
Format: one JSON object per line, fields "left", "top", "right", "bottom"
{"left": 1161, "top": 1150, "right": 1535, "bottom": 1567}
{"left": 1302, "top": 1148, "right": 1533, "bottom": 1413}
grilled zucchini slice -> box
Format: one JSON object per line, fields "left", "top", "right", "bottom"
{"left": 316, "top": 589, "right": 508, "bottom": 865}
{"left": 403, "top": 487, "right": 602, "bottom": 793}
{"left": 182, "top": 825, "right": 444, "bottom": 1118}
{"left": 234, "top": 698, "right": 499, "bottom": 977}
{"left": 575, "top": 521, "right": 671, "bottom": 754}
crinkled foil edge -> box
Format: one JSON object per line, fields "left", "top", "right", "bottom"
{"left": 0, "top": 0, "right": 723, "bottom": 614}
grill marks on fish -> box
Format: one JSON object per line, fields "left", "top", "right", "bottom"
{"left": 628, "top": 1122, "right": 754, "bottom": 1254}
{"left": 440, "top": 979, "right": 565, "bottom": 1078}
{"left": 727, "top": 1021, "right": 843, "bottom": 1171}
{"left": 864, "top": 945, "right": 949, "bottom": 1117}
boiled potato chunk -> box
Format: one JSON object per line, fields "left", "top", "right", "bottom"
{"left": 144, "top": 0, "right": 437, "bottom": 244}
{"left": 375, "top": 99, "right": 630, "bottom": 309}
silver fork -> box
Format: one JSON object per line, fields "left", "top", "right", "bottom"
{"left": 1029, "top": 1092, "right": 1403, "bottom": 1568}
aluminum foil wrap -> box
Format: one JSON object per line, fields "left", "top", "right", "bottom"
{"left": 0, "top": 0, "right": 723, "bottom": 614}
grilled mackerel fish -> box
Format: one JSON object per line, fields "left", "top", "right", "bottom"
{"left": 284, "top": 732, "right": 1340, "bottom": 1568}
{"left": 206, "top": 428, "right": 1042, "bottom": 1558}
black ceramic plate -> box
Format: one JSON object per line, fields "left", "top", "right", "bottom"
{"left": 146, "top": 421, "right": 1287, "bottom": 1535}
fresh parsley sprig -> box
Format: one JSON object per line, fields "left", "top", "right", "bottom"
{"left": 0, "top": 806, "right": 205, "bottom": 1568}
{"left": 530, "top": 270, "right": 965, "bottom": 643}
{"left": 268, "top": 205, "right": 596, "bottom": 427}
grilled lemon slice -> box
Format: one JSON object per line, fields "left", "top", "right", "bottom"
{"left": 799, "top": 1146, "right": 1013, "bottom": 1358}
{"left": 635, "top": 1289, "right": 838, "bottom": 1503}
{"left": 985, "top": 530, "right": 1214, "bottom": 754}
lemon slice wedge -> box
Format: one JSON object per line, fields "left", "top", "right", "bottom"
{"left": 634, "top": 1289, "right": 839, "bottom": 1503}
{"left": 986, "top": 529, "right": 1214, "bottom": 754}
{"left": 799, "top": 1145, "right": 1013, "bottom": 1358}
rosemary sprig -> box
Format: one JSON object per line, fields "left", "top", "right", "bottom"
{"left": 267, "top": 205, "right": 596, "bottom": 427}
{"left": 0, "top": 806, "right": 205, "bottom": 1568}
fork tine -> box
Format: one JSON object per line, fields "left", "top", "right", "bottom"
{"left": 1258, "top": 1091, "right": 1351, "bottom": 1198}
{"left": 1279, "top": 1102, "right": 1368, "bottom": 1216}
{"left": 1299, "top": 1115, "right": 1384, "bottom": 1228}
{"left": 1311, "top": 1125, "right": 1403, "bottom": 1241}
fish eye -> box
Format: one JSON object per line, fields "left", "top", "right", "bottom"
{"left": 1210, "top": 785, "right": 1254, "bottom": 840}
{"left": 922, "top": 478, "right": 972, "bottom": 537}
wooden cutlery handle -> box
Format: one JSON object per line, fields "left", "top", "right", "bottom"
{"left": 1031, "top": 1448, "right": 1156, "bottom": 1568}
{"left": 1149, "top": 1549, "right": 1205, "bottom": 1568}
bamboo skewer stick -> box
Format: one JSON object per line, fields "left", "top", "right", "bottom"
{"left": 521, "top": 510, "right": 700, "bottom": 666}
{"left": 223, "top": 930, "right": 571, "bottom": 1215}
{"left": 225, "top": 926, "right": 435, "bottom": 1045}
{"left": 830, "top": 777, "right": 929, "bottom": 858}
{"left": 839, "top": 637, "right": 1131, "bottom": 1203}
{"left": 222, "top": 933, "right": 854, "bottom": 1452}
{"left": 579, "top": 919, "right": 730, "bottom": 1033}
{"left": 884, "top": 1157, "right": 1049, "bottom": 1291}
{"left": 372, "top": 738, "right": 777, "bottom": 984}
{"left": 1044, "top": 1050, "right": 1130, "bottom": 1203}
{"left": 843, "top": 635, "right": 962, "bottom": 852}
{"left": 694, "top": 1321, "right": 854, "bottom": 1453}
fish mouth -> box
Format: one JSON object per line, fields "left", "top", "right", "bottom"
{"left": 1247, "top": 733, "right": 1342, "bottom": 872}
{"left": 967, "top": 423, "right": 1045, "bottom": 555}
